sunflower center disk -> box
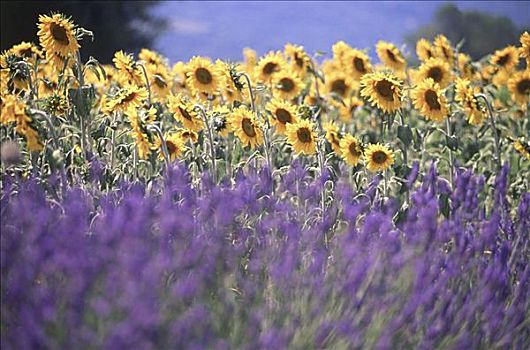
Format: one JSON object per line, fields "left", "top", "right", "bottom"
{"left": 425, "top": 90, "right": 441, "bottom": 110}
{"left": 295, "top": 54, "right": 304, "bottom": 68}
{"left": 353, "top": 57, "right": 366, "bottom": 73}
{"left": 386, "top": 49, "right": 398, "bottom": 63}
{"left": 375, "top": 80, "right": 394, "bottom": 101}
{"left": 195, "top": 68, "right": 213, "bottom": 84}
{"left": 50, "top": 23, "right": 70, "bottom": 45}
{"left": 496, "top": 54, "right": 510, "bottom": 67}
{"left": 154, "top": 75, "right": 167, "bottom": 88}
{"left": 179, "top": 106, "right": 193, "bottom": 120}
{"left": 276, "top": 109, "right": 292, "bottom": 124}
{"left": 373, "top": 151, "right": 388, "bottom": 164}
{"left": 349, "top": 143, "right": 361, "bottom": 157}
{"left": 122, "top": 92, "right": 138, "bottom": 103}
{"left": 428, "top": 67, "right": 443, "bottom": 83}
{"left": 166, "top": 140, "right": 177, "bottom": 154}
{"left": 242, "top": 118, "right": 256, "bottom": 137}
{"left": 517, "top": 79, "right": 530, "bottom": 94}
{"left": 331, "top": 79, "right": 347, "bottom": 96}
{"left": 297, "top": 128, "right": 312, "bottom": 143}
{"left": 279, "top": 78, "right": 295, "bottom": 92}
{"left": 263, "top": 62, "right": 278, "bottom": 75}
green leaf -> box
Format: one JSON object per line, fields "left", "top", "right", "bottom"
{"left": 397, "top": 125, "right": 413, "bottom": 147}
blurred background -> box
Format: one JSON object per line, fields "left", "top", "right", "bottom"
{"left": 1, "top": 1, "right": 529, "bottom": 63}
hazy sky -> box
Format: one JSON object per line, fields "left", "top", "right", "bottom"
{"left": 151, "top": 1, "right": 530, "bottom": 62}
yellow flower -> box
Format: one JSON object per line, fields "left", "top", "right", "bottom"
{"left": 325, "top": 71, "right": 355, "bottom": 99}
{"left": 455, "top": 78, "right": 485, "bottom": 125}
{"left": 285, "top": 119, "right": 317, "bottom": 155}
{"left": 340, "top": 134, "right": 363, "bottom": 166}
{"left": 9, "top": 42, "right": 42, "bottom": 60}
{"left": 273, "top": 68, "right": 304, "bottom": 100}
{"left": 513, "top": 138, "right": 530, "bottom": 160}
{"left": 216, "top": 60, "right": 246, "bottom": 104}
{"left": 128, "top": 110, "right": 152, "bottom": 160}
{"left": 433, "top": 35, "right": 455, "bottom": 66}
{"left": 491, "top": 46, "right": 519, "bottom": 72}
{"left": 457, "top": 53, "right": 476, "bottom": 80}
{"left": 411, "top": 78, "right": 448, "bottom": 123}
{"left": 415, "top": 58, "right": 452, "bottom": 88}
{"left": 167, "top": 94, "right": 204, "bottom": 132}
{"left": 323, "top": 121, "right": 342, "bottom": 154}
{"left": 242, "top": 47, "right": 258, "bottom": 77}
{"left": 331, "top": 96, "right": 364, "bottom": 123}
{"left": 376, "top": 41, "right": 406, "bottom": 71}
{"left": 341, "top": 49, "right": 372, "bottom": 80}
{"left": 2, "top": 97, "right": 43, "bottom": 152}
{"left": 507, "top": 69, "right": 530, "bottom": 106}
{"left": 147, "top": 65, "right": 172, "bottom": 100}
{"left": 178, "top": 129, "right": 199, "bottom": 144}
{"left": 107, "top": 85, "right": 148, "bottom": 113}
{"left": 284, "top": 43, "right": 311, "bottom": 76}
{"left": 139, "top": 48, "right": 166, "bottom": 69}
{"left": 229, "top": 107, "right": 263, "bottom": 148}
{"left": 155, "top": 132, "right": 186, "bottom": 161}
{"left": 113, "top": 51, "right": 144, "bottom": 86}
{"left": 332, "top": 41, "right": 352, "bottom": 62}
{"left": 266, "top": 98, "right": 298, "bottom": 135}
{"left": 416, "top": 38, "right": 434, "bottom": 62}
{"left": 520, "top": 31, "right": 530, "bottom": 66}
{"left": 185, "top": 56, "right": 223, "bottom": 97}
{"left": 364, "top": 143, "right": 394, "bottom": 172}
{"left": 360, "top": 72, "right": 402, "bottom": 113}
{"left": 37, "top": 13, "right": 79, "bottom": 58}
{"left": 211, "top": 105, "right": 231, "bottom": 138}
{"left": 254, "top": 51, "right": 286, "bottom": 84}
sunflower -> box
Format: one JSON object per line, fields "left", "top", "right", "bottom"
{"left": 323, "top": 121, "right": 342, "bottom": 154}
{"left": 217, "top": 60, "right": 246, "bottom": 104}
{"left": 266, "top": 98, "right": 298, "bottom": 135}
{"left": 254, "top": 51, "right": 286, "bottom": 84}
{"left": 513, "top": 138, "right": 530, "bottom": 160}
{"left": 155, "top": 132, "right": 186, "bottom": 161}
{"left": 342, "top": 49, "right": 372, "bottom": 80}
{"left": 285, "top": 119, "right": 317, "bottom": 155}
{"left": 364, "top": 143, "right": 394, "bottom": 172}
{"left": 229, "top": 107, "right": 263, "bottom": 148}
{"left": 211, "top": 105, "right": 231, "bottom": 138}
{"left": 411, "top": 78, "right": 448, "bottom": 123}
{"left": 172, "top": 61, "right": 187, "bottom": 90}
{"left": 107, "top": 85, "right": 148, "bottom": 113}
{"left": 113, "top": 51, "right": 144, "bottom": 86}
{"left": 128, "top": 110, "right": 152, "bottom": 160}
{"left": 332, "top": 41, "right": 352, "bottom": 62}
{"left": 340, "top": 134, "right": 363, "bottom": 166}
{"left": 9, "top": 42, "right": 42, "bottom": 60}
{"left": 37, "top": 13, "right": 79, "bottom": 58}
{"left": 185, "top": 56, "right": 223, "bottom": 97}
{"left": 243, "top": 47, "right": 258, "bottom": 77}
{"left": 376, "top": 41, "right": 406, "bottom": 71}
{"left": 167, "top": 94, "right": 204, "bottom": 132}
{"left": 273, "top": 68, "right": 304, "bottom": 100}
{"left": 491, "top": 46, "right": 519, "bottom": 72}
{"left": 325, "top": 71, "right": 355, "bottom": 99}
{"left": 507, "top": 69, "right": 530, "bottom": 106}
{"left": 520, "top": 31, "right": 530, "bottom": 66}
{"left": 416, "top": 38, "right": 434, "bottom": 62}
{"left": 178, "top": 129, "right": 199, "bottom": 144}
{"left": 415, "top": 58, "right": 452, "bottom": 88}
{"left": 455, "top": 78, "right": 485, "bottom": 125}
{"left": 457, "top": 53, "right": 476, "bottom": 80}
{"left": 360, "top": 72, "right": 402, "bottom": 113}
{"left": 147, "top": 65, "right": 172, "bottom": 100}
{"left": 139, "top": 48, "right": 165, "bottom": 70}
{"left": 433, "top": 35, "right": 455, "bottom": 66}
{"left": 284, "top": 43, "right": 311, "bottom": 76}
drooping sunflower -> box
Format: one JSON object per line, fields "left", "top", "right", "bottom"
{"left": 323, "top": 121, "right": 342, "bottom": 154}
{"left": 490, "top": 46, "right": 519, "bottom": 72}
{"left": 266, "top": 98, "right": 298, "bottom": 135}
{"left": 113, "top": 51, "right": 144, "bottom": 86}
{"left": 342, "top": 49, "right": 372, "bottom": 80}
{"left": 454, "top": 78, "right": 485, "bottom": 125}
{"left": 9, "top": 42, "right": 42, "bottom": 61}
{"left": 513, "top": 138, "right": 530, "bottom": 160}
{"left": 284, "top": 43, "right": 311, "bottom": 76}
{"left": 376, "top": 41, "right": 406, "bottom": 71}
{"left": 360, "top": 72, "right": 402, "bottom": 113}
{"left": 325, "top": 71, "right": 355, "bottom": 99}
{"left": 37, "top": 13, "right": 79, "bottom": 58}
{"left": 520, "top": 31, "right": 530, "bottom": 66}
{"left": 433, "top": 35, "right": 455, "bottom": 66}
{"left": 415, "top": 58, "right": 453, "bottom": 88}
{"left": 106, "top": 85, "right": 148, "bottom": 113}
{"left": 185, "top": 56, "right": 223, "bottom": 97}
{"left": 507, "top": 69, "right": 530, "bottom": 106}
{"left": 364, "top": 143, "right": 394, "bottom": 172}
{"left": 339, "top": 134, "right": 363, "bottom": 166}
{"left": 411, "top": 78, "right": 448, "bottom": 123}
{"left": 273, "top": 68, "right": 304, "bottom": 100}
{"left": 416, "top": 38, "right": 434, "bottom": 62}
{"left": 167, "top": 94, "right": 204, "bottom": 132}
{"left": 285, "top": 119, "right": 317, "bottom": 155}
{"left": 254, "top": 51, "right": 286, "bottom": 84}
{"left": 155, "top": 132, "right": 186, "bottom": 161}
{"left": 229, "top": 107, "right": 263, "bottom": 148}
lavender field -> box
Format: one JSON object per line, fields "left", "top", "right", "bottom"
{"left": 1, "top": 11, "right": 529, "bottom": 349}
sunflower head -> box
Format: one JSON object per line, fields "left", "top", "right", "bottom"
{"left": 266, "top": 98, "right": 298, "bottom": 135}
{"left": 228, "top": 107, "right": 263, "bottom": 149}
{"left": 155, "top": 132, "right": 186, "bottom": 162}
{"left": 323, "top": 121, "right": 342, "bottom": 154}
{"left": 37, "top": 13, "right": 79, "bottom": 58}
{"left": 285, "top": 119, "right": 317, "bottom": 155}
{"left": 360, "top": 72, "right": 402, "bottom": 113}
{"left": 520, "top": 31, "right": 530, "bottom": 66}
{"left": 185, "top": 56, "right": 223, "bottom": 98}
{"left": 273, "top": 68, "right": 304, "bottom": 100}
{"left": 416, "top": 38, "right": 434, "bottom": 62}
{"left": 254, "top": 51, "right": 286, "bottom": 84}
{"left": 284, "top": 43, "right": 311, "bottom": 76}
{"left": 513, "top": 138, "right": 530, "bottom": 160}
{"left": 491, "top": 46, "right": 519, "bottom": 72}
{"left": 416, "top": 58, "right": 452, "bottom": 88}
{"left": 433, "top": 35, "right": 455, "bottom": 66}
{"left": 412, "top": 78, "right": 448, "bottom": 123}
{"left": 340, "top": 134, "right": 363, "bottom": 166}
{"left": 507, "top": 69, "right": 530, "bottom": 106}
{"left": 455, "top": 78, "right": 485, "bottom": 125}
{"left": 376, "top": 41, "right": 406, "bottom": 71}
{"left": 113, "top": 51, "right": 144, "bottom": 86}
{"left": 107, "top": 85, "right": 148, "bottom": 114}
{"left": 167, "top": 94, "right": 204, "bottom": 132}
{"left": 325, "top": 71, "right": 355, "bottom": 99}
{"left": 364, "top": 143, "right": 394, "bottom": 172}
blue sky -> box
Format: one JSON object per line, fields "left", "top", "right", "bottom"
{"left": 150, "top": 1, "right": 529, "bottom": 62}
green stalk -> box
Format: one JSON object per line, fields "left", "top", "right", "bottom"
{"left": 475, "top": 93, "right": 502, "bottom": 170}
{"left": 195, "top": 104, "right": 217, "bottom": 180}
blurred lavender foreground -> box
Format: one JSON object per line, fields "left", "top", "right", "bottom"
{"left": 1, "top": 162, "right": 529, "bottom": 348}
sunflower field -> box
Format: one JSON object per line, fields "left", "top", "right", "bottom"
{"left": 1, "top": 13, "right": 529, "bottom": 349}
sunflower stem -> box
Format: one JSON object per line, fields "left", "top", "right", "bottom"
{"left": 445, "top": 115, "right": 454, "bottom": 189}
{"left": 133, "top": 145, "right": 138, "bottom": 182}
{"left": 138, "top": 63, "right": 152, "bottom": 108}
{"left": 195, "top": 104, "right": 217, "bottom": 181}
{"left": 476, "top": 93, "right": 501, "bottom": 170}
{"left": 240, "top": 72, "right": 255, "bottom": 113}
{"left": 148, "top": 124, "right": 170, "bottom": 169}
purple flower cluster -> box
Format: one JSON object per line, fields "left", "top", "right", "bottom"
{"left": 1, "top": 163, "right": 529, "bottom": 349}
